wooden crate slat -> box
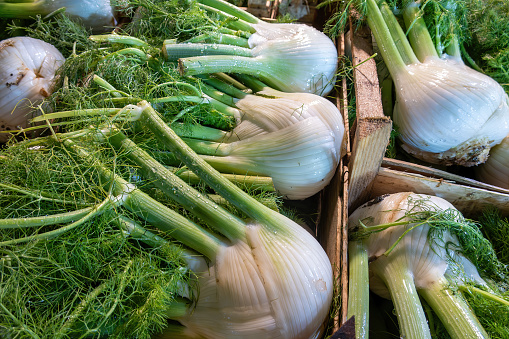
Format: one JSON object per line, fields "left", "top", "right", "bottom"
{"left": 382, "top": 158, "right": 509, "bottom": 195}
{"left": 370, "top": 167, "right": 509, "bottom": 218}
{"left": 347, "top": 24, "right": 392, "bottom": 211}
{"left": 317, "top": 32, "right": 350, "bottom": 333}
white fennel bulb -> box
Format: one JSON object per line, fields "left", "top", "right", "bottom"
{"left": 0, "top": 0, "right": 117, "bottom": 33}
{"left": 227, "top": 90, "right": 345, "bottom": 161}
{"left": 393, "top": 56, "right": 509, "bottom": 166}
{"left": 163, "top": 84, "right": 343, "bottom": 199}
{"left": 0, "top": 36, "right": 64, "bottom": 142}
{"left": 172, "top": 0, "right": 338, "bottom": 96}
{"left": 245, "top": 21, "right": 338, "bottom": 96}
{"left": 364, "top": 0, "right": 509, "bottom": 166}
{"left": 475, "top": 134, "right": 509, "bottom": 189}
{"left": 348, "top": 192, "right": 489, "bottom": 339}
{"left": 169, "top": 221, "right": 333, "bottom": 339}
{"left": 196, "top": 117, "right": 338, "bottom": 200}
{"left": 100, "top": 105, "right": 335, "bottom": 338}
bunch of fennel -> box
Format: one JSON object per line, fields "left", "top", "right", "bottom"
{"left": 162, "top": 0, "right": 338, "bottom": 96}
{"left": 148, "top": 74, "right": 345, "bottom": 200}
{"left": 0, "top": 99, "right": 334, "bottom": 338}
{"left": 347, "top": 192, "right": 509, "bottom": 339}
{"left": 327, "top": 0, "right": 509, "bottom": 166}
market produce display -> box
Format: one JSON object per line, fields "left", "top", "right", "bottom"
{"left": 0, "top": 0, "right": 341, "bottom": 337}
{"left": 1, "top": 0, "right": 508, "bottom": 338}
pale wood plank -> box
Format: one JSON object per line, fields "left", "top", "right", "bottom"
{"left": 347, "top": 24, "right": 392, "bottom": 210}
{"left": 382, "top": 158, "right": 509, "bottom": 195}
{"left": 370, "top": 167, "right": 509, "bottom": 218}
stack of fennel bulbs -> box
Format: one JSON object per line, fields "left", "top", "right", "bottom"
{"left": 0, "top": 99, "right": 334, "bottom": 338}
{"left": 327, "top": 0, "right": 509, "bottom": 166}
{"left": 0, "top": 6, "right": 339, "bottom": 337}
{"left": 33, "top": 24, "right": 344, "bottom": 200}
{"left": 4, "top": 0, "right": 345, "bottom": 199}
{"left": 347, "top": 192, "right": 509, "bottom": 339}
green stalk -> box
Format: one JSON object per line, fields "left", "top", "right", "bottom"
{"left": 199, "top": 75, "right": 249, "bottom": 99}
{"left": 402, "top": 1, "right": 439, "bottom": 61}
{"left": 64, "top": 139, "right": 222, "bottom": 260}
{"left": 115, "top": 216, "right": 208, "bottom": 275}
{"left": 104, "top": 127, "right": 247, "bottom": 242}
{"left": 93, "top": 75, "right": 123, "bottom": 98}
{"left": 171, "top": 167, "right": 275, "bottom": 192}
{"left": 0, "top": 206, "right": 94, "bottom": 229}
{"left": 197, "top": 0, "right": 261, "bottom": 24}
{"left": 0, "top": 197, "right": 115, "bottom": 247}
{"left": 30, "top": 108, "right": 122, "bottom": 123}
{"left": 459, "top": 285, "right": 509, "bottom": 307}
{"left": 89, "top": 34, "right": 149, "bottom": 48}
{"left": 199, "top": 83, "right": 238, "bottom": 106}
{"left": 184, "top": 33, "right": 250, "bottom": 48}
{"left": 233, "top": 74, "right": 269, "bottom": 92}
{"left": 444, "top": 34, "right": 461, "bottom": 59}
{"left": 347, "top": 240, "right": 370, "bottom": 339}
{"left": 370, "top": 254, "right": 432, "bottom": 339}
{"left": 379, "top": 1, "right": 419, "bottom": 65}
{"left": 163, "top": 42, "right": 253, "bottom": 60}
{"left": 0, "top": 1, "right": 49, "bottom": 18}
{"left": 151, "top": 95, "right": 240, "bottom": 117}
{"left": 197, "top": 3, "right": 255, "bottom": 33}
{"left": 152, "top": 150, "right": 265, "bottom": 177}
{"left": 364, "top": 0, "right": 409, "bottom": 76}
{"left": 178, "top": 55, "right": 280, "bottom": 87}
{"left": 208, "top": 72, "right": 252, "bottom": 91}
{"left": 171, "top": 122, "right": 229, "bottom": 141}
{"left": 137, "top": 101, "right": 289, "bottom": 233}
{"left": 418, "top": 277, "right": 488, "bottom": 338}
{"left": 180, "top": 138, "right": 231, "bottom": 156}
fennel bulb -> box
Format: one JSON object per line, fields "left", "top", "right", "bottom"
{"left": 97, "top": 103, "right": 334, "bottom": 338}
{"left": 363, "top": 0, "right": 509, "bottom": 166}
{"left": 0, "top": 36, "right": 64, "bottom": 142}
{"left": 0, "top": 0, "right": 117, "bottom": 32}
{"left": 475, "top": 134, "right": 509, "bottom": 189}
{"left": 236, "top": 87, "right": 346, "bottom": 154}
{"left": 348, "top": 192, "right": 496, "bottom": 339}
{"left": 139, "top": 77, "right": 344, "bottom": 200}
{"left": 169, "top": 0, "right": 337, "bottom": 96}
{"left": 177, "top": 117, "right": 338, "bottom": 200}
